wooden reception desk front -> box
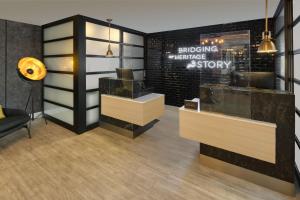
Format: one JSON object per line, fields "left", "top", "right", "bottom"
{"left": 179, "top": 84, "right": 296, "bottom": 195}
{"left": 179, "top": 106, "right": 276, "bottom": 163}
{"left": 101, "top": 93, "right": 164, "bottom": 126}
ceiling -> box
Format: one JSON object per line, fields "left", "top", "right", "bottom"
{"left": 0, "top": 0, "right": 280, "bottom": 33}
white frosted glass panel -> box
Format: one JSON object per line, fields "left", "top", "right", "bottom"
{"left": 275, "top": 9, "right": 284, "bottom": 34}
{"left": 86, "top": 57, "right": 119, "bottom": 72}
{"left": 133, "top": 71, "right": 144, "bottom": 80}
{"left": 294, "top": 24, "right": 300, "bottom": 50}
{"left": 44, "top": 87, "right": 74, "bottom": 107}
{"left": 86, "top": 22, "right": 120, "bottom": 42}
{"left": 296, "top": 144, "right": 300, "bottom": 171}
{"left": 86, "top": 91, "right": 99, "bottom": 108}
{"left": 295, "top": 54, "right": 300, "bottom": 80}
{"left": 44, "top": 39, "right": 73, "bottom": 56}
{"left": 123, "top": 46, "right": 144, "bottom": 57}
{"left": 295, "top": 83, "right": 300, "bottom": 109}
{"left": 44, "top": 102, "right": 74, "bottom": 125}
{"left": 44, "top": 73, "right": 73, "bottom": 89}
{"left": 86, "top": 73, "right": 116, "bottom": 90}
{"left": 123, "top": 59, "right": 144, "bottom": 69}
{"left": 296, "top": 114, "right": 300, "bottom": 141}
{"left": 276, "top": 31, "right": 285, "bottom": 53}
{"left": 123, "top": 32, "right": 144, "bottom": 46}
{"left": 275, "top": 56, "right": 285, "bottom": 77}
{"left": 86, "top": 108, "right": 99, "bottom": 125}
{"left": 86, "top": 40, "right": 119, "bottom": 56}
{"left": 276, "top": 78, "right": 285, "bottom": 91}
{"left": 44, "top": 57, "right": 73, "bottom": 72}
{"left": 44, "top": 21, "right": 73, "bottom": 41}
{"left": 294, "top": 0, "right": 300, "bottom": 20}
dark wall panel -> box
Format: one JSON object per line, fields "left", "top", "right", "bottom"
{"left": 0, "top": 20, "right": 42, "bottom": 112}
{"left": 146, "top": 19, "right": 275, "bottom": 106}
{"left": 0, "top": 20, "right": 5, "bottom": 106}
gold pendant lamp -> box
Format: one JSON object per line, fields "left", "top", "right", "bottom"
{"left": 106, "top": 18, "right": 113, "bottom": 57}
{"left": 257, "top": 0, "right": 277, "bottom": 53}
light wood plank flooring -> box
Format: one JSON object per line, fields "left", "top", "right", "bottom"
{"left": 0, "top": 106, "right": 299, "bottom": 200}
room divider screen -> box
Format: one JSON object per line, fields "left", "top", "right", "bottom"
{"left": 42, "top": 15, "right": 145, "bottom": 133}
{"left": 293, "top": 0, "right": 300, "bottom": 180}
{"left": 274, "top": 0, "right": 300, "bottom": 181}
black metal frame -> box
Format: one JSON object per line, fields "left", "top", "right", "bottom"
{"left": 0, "top": 124, "right": 31, "bottom": 139}
{"left": 274, "top": 0, "right": 300, "bottom": 183}
{"left": 274, "top": 0, "right": 294, "bottom": 92}
{"left": 73, "top": 16, "right": 87, "bottom": 133}
{"left": 82, "top": 15, "right": 146, "bottom": 129}
{"left": 42, "top": 16, "right": 77, "bottom": 132}
{"left": 293, "top": 1, "right": 300, "bottom": 182}
{"left": 42, "top": 15, "right": 146, "bottom": 133}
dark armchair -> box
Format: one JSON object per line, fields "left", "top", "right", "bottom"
{"left": 0, "top": 108, "right": 31, "bottom": 139}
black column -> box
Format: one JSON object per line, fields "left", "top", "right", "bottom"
{"left": 73, "top": 15, "right": 87, "bottom": 133}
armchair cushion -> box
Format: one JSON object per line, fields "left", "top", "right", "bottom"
{"left": 0, "top": 108, "right": 30, "bottom": 133}
{"left": 0, "top": 105, "right": 5, "bottom": 119}
{"left": 0, "top": 116, "right": 29, "bottom": 132}
{"left": 3, "top": 108, "right": 27, "bottom": 117}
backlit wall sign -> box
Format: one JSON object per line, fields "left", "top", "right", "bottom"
{"left": 168, "top": 46, "right": 232, "bottom": 69}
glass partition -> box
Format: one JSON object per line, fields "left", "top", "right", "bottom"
{"left": 99, "top": 77, "right": 151, "bottom": 133}
{"left": 199, "top": 30, "right": 251, "bottom": 86}
{"left": 199, "top": 84, "right": 252, "bottom": 119}
{"left": 99, "top": 77, "right": 151, "bottom": 99}
{"left": 195, "top": 31, "right": 280, "bottom": 119}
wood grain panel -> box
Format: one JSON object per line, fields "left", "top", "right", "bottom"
{"left": 101, "top": 94, "right": 164, "bottom": 126}
{"left": 179, "top": 107, "right": 276, "bottom": 163}
{"left": 143, "top": 95, "right": 164, "bottom": 124}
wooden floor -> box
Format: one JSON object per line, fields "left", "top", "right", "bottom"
{"left": 0, "top": 106, "right": 299, "bottom": 200}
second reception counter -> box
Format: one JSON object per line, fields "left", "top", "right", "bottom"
{"left": 99, "top": 77, "right": 164, "bottom": 138}
{"left": 179, "top": 84, "right": 295, "bottom": 195}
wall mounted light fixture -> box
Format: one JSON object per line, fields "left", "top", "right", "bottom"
{"left": 257, "top": 0, "right": 277, "bottom": 54}
{"left": 106, "top": 18, "right": 113, "bottom": 57}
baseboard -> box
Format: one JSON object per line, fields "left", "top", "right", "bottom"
{"left": 33, "top": 112, "right": 42, "bottom": 119}
{"left": 199, "top": 154, "right": 295, "bottom": 196}
{"left": 296, "top": 164, "right": 300, "bottom": 183}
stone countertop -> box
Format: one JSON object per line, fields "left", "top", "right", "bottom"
{"left": 200, "top": 84, "right": 293, "bottom": 95}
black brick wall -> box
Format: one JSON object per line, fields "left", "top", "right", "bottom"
{"left": 146, "top": 19, "right": 275, "bottom": 106}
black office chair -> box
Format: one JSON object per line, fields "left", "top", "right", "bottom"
{"left": 0, "top": 108, "right": 31, "bottom": 139}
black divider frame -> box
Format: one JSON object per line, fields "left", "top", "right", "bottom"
{"left": 42, "top": 15, "right": 146, "bottom": 133}
{"left": 274, "top": 0, "right": 300, "bottom": 182}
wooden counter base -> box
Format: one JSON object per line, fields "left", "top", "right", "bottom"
{"left": 199, "top": 154, "right": 295, "bottom": 196}
{"left": 100, "top": 119, "right": 159, "bottom": 139}
{"left": 179, "top": 107, "right": 276, "bottom": 163}
{"left": 101, "top": 94, "right": 164, "bottom": 126}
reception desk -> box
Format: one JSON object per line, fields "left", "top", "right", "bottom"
{"left": 101, "top": 93, "right": 164, "bottom": 126}
{"left": 179, "top": 84, "right": 295, "bottom": 195}
{"left": 99, "top": 78, "right": 165, "bottom": 138}
{"left": 180, "top": 104, "right": 276, "bottom": 163}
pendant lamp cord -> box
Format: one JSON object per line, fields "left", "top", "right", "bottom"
{"left": 108, "top": 20, "right": 111, "bottom": 44}
{"left": 265, "top": 0, "right": 268, "bottom": 33}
